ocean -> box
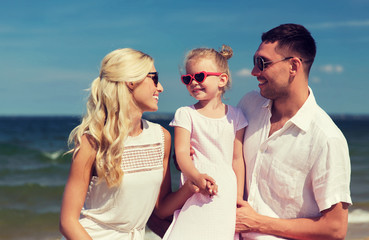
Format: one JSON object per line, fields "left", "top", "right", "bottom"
{"left": 0, "top": 114, "right": 368, "bottom": 240}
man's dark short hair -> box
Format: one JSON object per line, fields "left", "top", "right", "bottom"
{"left": 262, "top": 24, "right": 316, "bottom": 73}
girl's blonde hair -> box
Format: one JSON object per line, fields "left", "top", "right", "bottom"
{"left": 68, "top": 48, "right": 154, "bottom": 187}
{"left": 184, "top": 45, "right": 233, "bottom": 95}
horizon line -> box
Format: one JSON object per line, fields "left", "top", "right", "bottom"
{"left": 1, "top": 112, "right": 369, "bottom": 120}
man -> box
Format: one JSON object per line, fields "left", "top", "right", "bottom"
{"left": 236, "top": 23, "right": 352, "bottom": 239}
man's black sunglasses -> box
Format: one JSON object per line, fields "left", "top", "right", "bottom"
{"left": 253, "top": 56, "right": 295, "bottom": 71}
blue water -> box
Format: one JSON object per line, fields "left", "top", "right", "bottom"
{"left": 0, "top": 114, "right": 368, "bottom": 239}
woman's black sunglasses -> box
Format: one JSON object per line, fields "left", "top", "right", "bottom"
{"left": 148, "top": 72, "right": 159, "bottom": 86}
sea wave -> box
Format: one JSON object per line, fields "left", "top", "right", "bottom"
{"left": 0, "top": 164, "right": 69, "bottom": 186}
{"left": 41, "top": 149, "right": 65, "bottom": 161}
{"left": 348, "top": 209, "right": 369, "bottom": 223}
{"left": 0, "top": 143, "right": 71, "bottom": 187}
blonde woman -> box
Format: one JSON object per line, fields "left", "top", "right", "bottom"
{"left": 59, "top": 48, "right": 198, "bottom": 240}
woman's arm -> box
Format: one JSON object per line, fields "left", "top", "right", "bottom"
{"left": 153, "top": 127, "right": 199, "bottom": 219}
{"left": 233, "top": 127, "right": 246, "bottom": 201}
{"left": 59, "top": 135, "right": 96, "bottom": 240}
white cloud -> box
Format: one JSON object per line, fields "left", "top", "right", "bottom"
{"left": 319, "top": 64, "right": 344, "bottom": 74}
{"left": 308, "top": 19, "right": 369, "bottom": 29}
{"left": 311, "top": 76, "right": 321, "bottom": 83}
{"left": 236, "top": 68, "right": 252, "bottom": 77}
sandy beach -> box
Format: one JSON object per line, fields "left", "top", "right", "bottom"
{"left": 346, "top": 222, "right": 369, "bottom": 240}
{"left": 144, "top": 225, "right": 369, "bottom": 240}
{"left": 1, "top": 224, "right": 367, "bottom": 239}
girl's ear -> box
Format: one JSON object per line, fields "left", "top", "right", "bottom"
{"left": 218, "top": 73, "right": 228, "bottom": 88}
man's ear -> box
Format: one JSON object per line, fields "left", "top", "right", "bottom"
{"left": 219, "top": 73, "right": 229, "bottom": 88}
{"left": 290, "top": 58, "right": 301, "bottom": 76}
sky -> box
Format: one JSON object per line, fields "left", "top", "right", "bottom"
{"left": 1, "top": 0, "right": 369, "bottom": 116}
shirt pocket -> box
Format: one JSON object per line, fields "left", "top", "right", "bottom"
{"left": 266, "top": 157, "right": 299, "bottom": 201}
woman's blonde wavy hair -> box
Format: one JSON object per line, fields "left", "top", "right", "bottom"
{"left": 184, "top": 44, "right": 233, "bottom": 96}
{"left": 68, "top": 48, "right": 154, "bottom": 188}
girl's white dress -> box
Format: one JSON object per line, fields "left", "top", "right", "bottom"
{"left": 163, "top": 105, "right": 248, "bottom": 240}
{"left": 63, "top": 119, "right": 164, "bottom": 240}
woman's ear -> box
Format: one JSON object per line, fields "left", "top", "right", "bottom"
{"left": 218, "top": 73, "right": 229, "bottom": 88}
{"left": 126, "top": 82, "right": 135, "bottom": 91}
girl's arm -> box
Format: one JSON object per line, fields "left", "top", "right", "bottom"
{"left": 233, "top": 127, "right": 246, "bottom": 202}
{"left": 59, "top": 135, "right": 96, "bottom": 240}
{"left": 173, "top": 126, "right": 216, "bottom": 194}
{"left": 153, "top": 127, "right": 199, "bottom": 219}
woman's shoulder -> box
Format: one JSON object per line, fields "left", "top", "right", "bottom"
{"left": 80, "top": 134, "right": 97, "bottom": 154}
{"left": 142, "top": 119, "right": 168, "bottom": 138}
{"left": 70, "top": 134, "right": 96, "bottom": 170}
{"left": 142, "top": 118, "right": 162, "bottom": 130}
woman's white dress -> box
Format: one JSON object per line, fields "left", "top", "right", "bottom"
{"left": 64, "top": 119, "right": 164, "bottom": 240}
{"left": 163, "top": 105, "right": 248, "bottom": 240}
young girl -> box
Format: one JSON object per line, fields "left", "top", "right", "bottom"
{"left": 163, "top": 45, "right": 248, "bottom": 240}
{"left": 59, "top": 48, "right": 198, "bottom": 240}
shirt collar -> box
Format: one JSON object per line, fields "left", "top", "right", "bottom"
{"left": 263, "top": 87, "right": 317, "bottom": 133}
{"left": 289, "top": 87, "right": 316, "bottom": 133}
{"left": 262, "top": 98, "right": 272, "bottom": 109}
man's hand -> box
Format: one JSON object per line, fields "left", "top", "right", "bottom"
{"left": 235, "top": 199, "right": 260, "bottom": 233}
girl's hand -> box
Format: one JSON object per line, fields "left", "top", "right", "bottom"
{"left": 193, "top": 173, "right": 217, "bottom": 196}
{"left": 205, "top": 179, "right": 218, "bottom": 196}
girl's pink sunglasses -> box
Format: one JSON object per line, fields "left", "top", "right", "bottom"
{"left": 181, "top": 71, "right": 222, "bottom": 85}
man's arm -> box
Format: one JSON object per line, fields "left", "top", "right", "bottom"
{"left": 236, "top": 200, "right": 349, "bottom": 240}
